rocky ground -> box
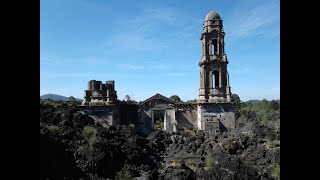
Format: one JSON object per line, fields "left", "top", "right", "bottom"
{"left": 40, "top": 102, "right": 280, "bottom": 180}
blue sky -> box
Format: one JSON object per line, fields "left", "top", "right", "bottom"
{"left": 40, "top": 0, "right": 280, "bottom": 102}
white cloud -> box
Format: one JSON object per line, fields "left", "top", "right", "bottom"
{"left": 124, "top": 6, "right": 178, "bottom": 34}
{"left": 103, "top": 6, "right": 200, "bottom": 53}
{"left": 224, "top": 0, "right": 279, "bottom": 41}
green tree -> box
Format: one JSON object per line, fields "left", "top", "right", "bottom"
{"left": 169, "top": 95, "right": 182, "bottom": 102}
{"left": 125, "top": 95, "right": 131, "bottom": 102}
{"left": 257, "top": 99, "right": 269, "bottom": 109}
{"left": 231, "top": 94, "right": 241, "bottom": 109}
{"left": 270, "top": 100, "right": 280, "bottom": 110}
{"left": 241, "top": 102, "right": 248, "bottom": 108}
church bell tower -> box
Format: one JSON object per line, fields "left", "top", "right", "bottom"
{"left": 197, "top": 11, "right": 235, "bottom": 131}
{"left": 198, "top": 11, "right": 232, "bottom": 103}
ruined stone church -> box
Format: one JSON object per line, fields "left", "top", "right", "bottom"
{"left": 81, "top": 11, "right": 235, "bottom": 134}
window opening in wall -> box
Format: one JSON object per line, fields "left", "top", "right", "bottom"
{"left": 212, "top": 39, "right": 217, "bottom": 55}
{"left": 213, "top": 70, "right": 219, "bottom": 88}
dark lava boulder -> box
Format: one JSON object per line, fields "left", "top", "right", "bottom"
{"left": 158, "top": 163, "right": 195, "bottom": 180}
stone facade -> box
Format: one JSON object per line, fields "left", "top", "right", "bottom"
{"left": 197, "top": 11, "right": 235, "bottom": 131}
{"left": 81, "top": 80, "right": 117, "bottom": 106}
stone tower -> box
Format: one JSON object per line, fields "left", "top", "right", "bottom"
{"left": 197, "top": 11, "right": 235, "bottom": 131}
{"left": 81, "top": 80, "right": 117, "bottom": 106}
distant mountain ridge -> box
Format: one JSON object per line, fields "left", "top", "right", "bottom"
{"left": 246, "top": 100, "right": 260, "bottom": 104}
{"left": 244, "top": 99, "right": 280, "bottom": 104}
{"left": 40, "top": 94, "right": 82, "bottom": 101}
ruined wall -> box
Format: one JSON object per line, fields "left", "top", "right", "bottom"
{"left": 112, "top": 106, "right": 121, "bottom": 125}
{"left": 118, "top": 104, "right": 139, "bottom": 125}
{"left": 197, "top": 103, "right": 235, "bottom": 131}
{"left": 164, "top": 109, "right": 176, "bottom": 132}
{"left": 81, "top": 106, "right": 116, "bottom": 127}
{"left": 175, "top": 109, "right": 198, "bottom": 130}
{"left": 138, "top": 110, "right": 152, "bottom": 134}
{"left": 80, "top": 105, "right": 121, "bottom": 128}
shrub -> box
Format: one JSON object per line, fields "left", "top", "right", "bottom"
{"left": 82, "top": 126, "right": 98, "bottom": 146}
{"left": 205, "top": 156, "right": 215, "bottom": 170}
{"left": 154, "top": 120, "right": 164, "bottom": 129}
{"left": 89, "top": 101, "right": 105, "bottom": 106}
{"left": 170, "top": 160, "right": 179, "bottom": 167}
{"left": 186, "top": 163, "right": 197, "bottom": 172}
{"left": 115, "top": 166, "right": 134, "bottom": 180}
{"left": 271, "top": 165, "right": 280, "bottom": 180}
{"left": 41, "top": 99, "right": 62, "bottom": 108}
{"left": 181, "top": 129, "right": 196, "bottom": 137}
{"left": 82, "top": 126, "right": 97, "bottom": 139}
{"left": 88, "top": 136, "right": 98, "bottom": 146}
{"left": 47, "top": 125, "right": 60, "bottom": 135}
{"left": 260, "top": 112, "right": 270, "bottom": 124}
{"left": 247, "top": 131, "right": 255, "bottom": 140}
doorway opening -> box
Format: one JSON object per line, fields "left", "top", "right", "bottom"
{"left": 153, "top": 110, "right": 165, "bottom": 130}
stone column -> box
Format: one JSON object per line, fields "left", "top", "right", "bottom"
{"left": 197, "top": 105, "right": 203, "bottom": 130}
{"left": 221, "top": 37, "right": 224, "bottom": 54}
{"left": 202, "top": 41, "right": 204, "bottom": 57}
{"left": 90, "top": 80, "right": 95, "bottom": 90}
{"left": 219, "top": 68, "right": 222, "bottom": 88}
{"left": 200, "top": 67, "right": 205, "bottom": 89}
{"left": 226, "top": 71, "right": 232, "bottom": 102}
{"left": 151, "top": 111, "right": 155, "bottom": 130}
{"left": 204, "top": 37, "right": 207, "bottom": 58}
{"left": 217, "top": 36, "right": 220, "bottom": 55}
{"left": 209, "top": 71, "right": 213, "bottom": 89}
{"left": 199, "top": 65, "right": 207, "bottom": 102}
{"left": 164, "top": 109, "right": 176, "bottom": 133}
{"left": 88, "top": 81, "right": 91, "bottom": 90}
{"left": 227, "top": 71, "right": 230, "bottom": 87}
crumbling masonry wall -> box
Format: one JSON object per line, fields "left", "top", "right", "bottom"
{"left": 175, "top": 103, "right": 198, "bottom": 130}
{"left": 197, "top": 103, "right": 235, "bottom": 131}
{"left": 80, "top": 105, "right": 120, "bottom": 127}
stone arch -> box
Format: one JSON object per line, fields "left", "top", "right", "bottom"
{"left": 212, "top": 69, "right": 219, "bottom": 88}
{"left": 211, "top": 39, "right": 218, "bottom": 55}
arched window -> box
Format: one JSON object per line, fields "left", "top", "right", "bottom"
{"left": 212, "top": 70, "right": 219, "bottom": 88}
{"left": 211, "top": 39, "right": 217, "bottom": 55}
